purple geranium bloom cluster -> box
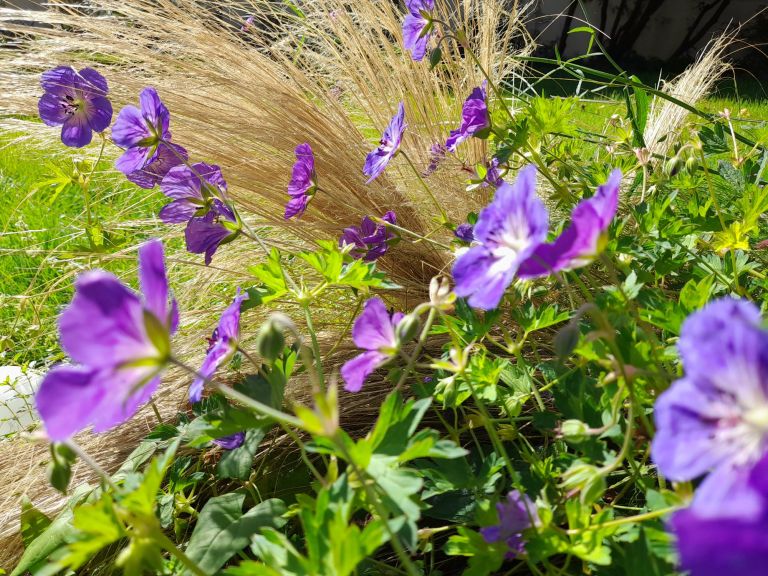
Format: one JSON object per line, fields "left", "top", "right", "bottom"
{"left": 651, "top": 298, "right": 768, "bottom": 575}
{"left": 339, "top": 211, "right": 397, "bottom": 262}
{"left": 285, "top": 143, "right": 317, "bottom": 219}
{"left": 160, "top": 162, "right": 240, "bottom": 265}
{"left": 453, "top": 166, "right": 621, "bottom": 309}
{"left": 364, "top": 102, "right": 406, "bottom": 183}
{"left": 481, "top": 490, "right": 538, "bottom": 558}
{"left": 35, "top": 239, "right": 177, "bottom": 441}
{"left": 341, "top": 297, "right": 404, "bottom": 392}
{"left": 446, "top": 83, "right": 490, "bottom": 152}
{"left": 38, "top": 66, "right": 113, "bottom": 148}
{"left": 112, "top": 87, "right": 173, "bottom": 175}
{"left": 402, "top": 0, "right": 435, "bottom": 62}
{"left": 190, "top": 290, "right": 248, "bottom": 403}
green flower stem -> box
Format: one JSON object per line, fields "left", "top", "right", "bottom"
{"left": 399, "top": 150, "right": 448, "bottom": 223}
{"left": 302, "top": 304, "right": 325, "bottom": 390}
{"left": 371, "top": 217, "right": 451, "bottom": 250}
{"left": 63, "top": 439, "right": 121, "bottom": 493}
{"left": 80, "top": 133, "right": 107, "bottom": 245}
{"left": 394, "top": 306, "right": 438, "bottom": 392}
{"left": 170, "top": 357, "right": 303, "bottom": 429}
{"left": 334, "top": 439, "right": 421, "bottom": 576}
{"left": 565, "top": 506, "right": 678, "bottom": 535}
{"left": 152, "top": 527, "right": 208, "bottom": 576}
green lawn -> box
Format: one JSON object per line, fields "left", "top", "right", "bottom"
{"left": 0, "top": 132, "right": 166, "bottom": 364}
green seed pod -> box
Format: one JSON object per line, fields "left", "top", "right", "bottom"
{"left": 396, "top": 314, "right": 421, "bottom": 343}
{"left": 559, "top": 419, "right": 590, "bottom": 444}
{"left": 256, "top": 317, "right": 285, "bottom": 362}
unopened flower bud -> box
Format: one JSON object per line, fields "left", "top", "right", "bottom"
{"left": 685, "top": 155, "right": 699, "bottom": 173}
{"left": 396, "top": 314, "right": 420, "bottom": 343}
{"left": 256, "top": 315, "right": 287, "bottom": 362}
{"left": 558, "top": 419, "right": 590, "bottom": 444}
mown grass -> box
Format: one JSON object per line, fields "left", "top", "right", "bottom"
{"left": 0, "top": 132, "right": 167, "bottom": 364}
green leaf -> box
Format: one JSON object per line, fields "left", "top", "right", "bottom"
{"left": 217, "top": 428, "right": 267, "bottom": 480}
{"left": 20, "top": 496, "right": 52, "bottom": 548}
{"left": 247, "top": 248, "right": 289, "bottom": 304}
{"left": 183, "top": 494, "right": 286, "bottom": 576}
{"left": 10, "top": 509, "right": 77, "bottom": 576}
{"left": 60, "top": 495, "right": 125, "bottom": 571}
{"left": 699, "top": 124, "right": 729, "bottom": 155}
{"left": 718, "top": 159, "right": 745, "bottom": 193}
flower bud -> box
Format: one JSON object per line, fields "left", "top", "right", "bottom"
{"left": 561, "top": 461, "right": 606, "bottom": 505}
{"left": 396, "top": 314, "right": 420, "bottom": 343}
{"left": 256, "top": 315, "right": 286, "bottom": 362}
{"left": 558, "top": 419, "right": 590, "bottom": 444}
{"left": 664, "top": 155, "right": 682, "bottom": 176}
{"left": 685, "top": 155, "right": 699, "bottom": 173}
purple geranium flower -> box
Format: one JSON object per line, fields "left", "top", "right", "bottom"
{"left": 185, "top": 200, "right": 240, "bottom": 266}
{"left": 454, "top": 223, "right": 474, "bottom": 243}
{"left": 159, "top": 162, "right": 228, "bottom": 224}
{"left": 452, "top": 165, "right": 548, "bottom": 310}
{"left": 518, "top": 170, "right": 622, "bottom": 279}
{"left": 670, "top": 454, "right": 768, "bottom": 576}
{"left": 35, "top": 239, "right": 177, "bottom": 440}
{"left": 364, "top": 102, "right": 406, "bottom": 183}
{"left": 651, "top": 298, "right": 768, "bottom": 520}
{"left": 481, "top": 490, "right": 538, "bottom": 559}
{"left": 402, "top": 0, "right": 435, "bottom": 62}
{"left": 38, "top": 66, "right": 113, "bottom": 148}
{"left": 285, "top": 143, "right": 317, "bottom": 219}
{"left": 213, "top": 432, "right": 246, "bottom": 450}
{"left": 190, "top": 290, "right": 248, "bottom": 403}
{"left": 480, "top": 157, "right": 505, "bottom": 188}
{"left": 446, "top": 83, "right": 490, "bottom": 152}
{"left": 341, "top": 297, "right": 404, "bottom": 392}
{"left": 112, "top": 87, "right": 172, "bottom": 175}
{"left": 339, "top": 211, "right": 397, "bottom": 261}
{"left": 126, "top": 142, "right": 188, "bottom": 189}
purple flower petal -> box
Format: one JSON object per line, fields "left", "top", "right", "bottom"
{"left": 127, "top": 143, "right": 188, "bottom": 189}
{"left": 364, "top": 102, "right": 406, "bottom": 183}
{"left": 453, "top": 165, "right": 548, "bottom": 309}
{"left": 213, "top": 432, "right": 246, "bottom": 450}
{"left": 86, "top": 95, "right": 113, "bottom": 133}
{"left": 190, "top": 340, "right": 230, "bottom": 403}
{"left": 480, "top": 490, "right": 537, "bottom": 559}
{"left": 454, "top": 223, "right": 474, "bottom": 243}
{"left": 111, "top": 105, "right": 148, "bottom": 149}
{"left": 35, "top": 366, "right": 105, "bottom": 441}
{"left": 185, "top": 211, "right": 233, "bottom": 266}
{"left": 519, "top": 170, "right": 621, "bottom": 278}
{"left": 351, "top": 297, "right": 398, "bottom": 351}
{"left": 138, "top": 239, "right": 173, "bottom": 329}
{"left": 402, "top": 0, "right": 434, "bottom": 62}
{"left": 671, "top": 506, "right": 768, "bottom": 576}
{"left": 116, "top": 145, "right": 154, "bottom": 175}
{"left": 159, "top": 199, "right": 199, "bottom": 224}
{"left": 61, "top": 114, "right": 93, "bottom": 148}
{"left": 284, "top": 195, "right": 310, "bottom": 220}
{"left": 446, "top": 83, "right": 490, "bottom": 152}
{"left": 40, "top": 66, "right": 76, "bottom": 94}
{"left": 38, "top": 92, "right": 70, "bottom": 126}
{"left": 90, "top": 369, "right": 160, "bottom": 433}
{"left": 341, "top": 350, "right": 389, "bottom": 393}
{"left": 59, "top": 271, "right": 153, "bottom": 368}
